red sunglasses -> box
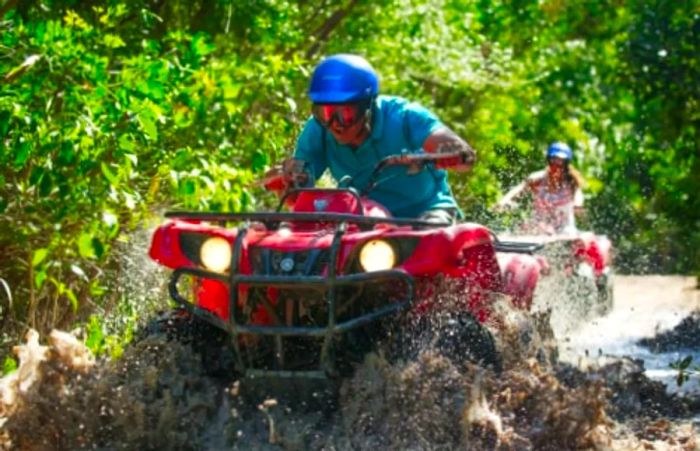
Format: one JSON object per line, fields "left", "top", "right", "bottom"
{"left": 312, "top": 102, "right": 368, "bottom": 128}
{"left": 547, "top": 157, "right": 567, "bottom": 166}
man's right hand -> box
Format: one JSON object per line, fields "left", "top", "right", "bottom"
{"left": 281, "top": 158, "right": 310, "bottom": 187}
{"left": 261, "top": 158, "right": 310, "bottom": 197}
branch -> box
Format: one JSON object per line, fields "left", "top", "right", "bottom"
{"left": 305, "top": 0, "right": 360, "bottom": 59}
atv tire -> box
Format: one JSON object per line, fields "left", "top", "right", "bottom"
{"left": 392, "top": 312, "right": 502, "bottom": 372}
{"left": 139, "top": 309, "right": 238, "bottom": 378}
{"left": 595, "top": 272, "right": 614, "bottom": 316}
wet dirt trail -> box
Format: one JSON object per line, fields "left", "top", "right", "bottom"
{"left": 1, "top": 276, "right": 699, "bottom": 450}
{"left": 560, "top": 276, "right": 700, "bottom": 395}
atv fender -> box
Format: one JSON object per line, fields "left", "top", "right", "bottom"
{"left": 496, "top": 253, "right": 543, "bottom": 310}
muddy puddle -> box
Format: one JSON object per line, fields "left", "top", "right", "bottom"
{"left": 2, "top": 285, "right": 699, "bottom": 451}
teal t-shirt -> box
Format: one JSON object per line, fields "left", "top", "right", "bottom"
{"left": 293, "top": 95, "right": 459, "bottom": 218}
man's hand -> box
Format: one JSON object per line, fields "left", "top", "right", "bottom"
{"left": 434, "top": 141, "right": 476, "bottom": 170}
{"left": 281, "top": 158, "right": 310, "bottom": 187}
{"left": 261, "top": 158, "right": 310, "bottom": 201}
{"left": 423, "top": 128, "right": 476, "bottom": 172}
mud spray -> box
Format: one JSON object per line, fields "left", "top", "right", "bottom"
{"left": 0, "top": 231, "right": 698, "bottom": 449}
{"left": 1, "top": 311, "right": 698, "bottom": 449}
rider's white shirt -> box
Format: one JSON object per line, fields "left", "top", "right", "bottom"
{"left": 527, "top": 170, "right": 583, "bottom": 234}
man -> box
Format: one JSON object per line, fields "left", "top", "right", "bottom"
{"left": 277, "top": 54, "right": 476, "bottom": 222}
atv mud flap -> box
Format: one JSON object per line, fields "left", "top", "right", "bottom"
{"left": 167, "top": 223, "right": 415, "bottom": 381}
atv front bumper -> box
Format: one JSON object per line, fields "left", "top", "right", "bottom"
{"left": 167, "top": 222, "right": 415, "bottom": 378}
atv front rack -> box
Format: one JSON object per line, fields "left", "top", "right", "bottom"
{"left": 167, "top": 218, "right": 415, "bottom": 379}
{"left": 165, "top": 209, "right": 450, "bottom": 230}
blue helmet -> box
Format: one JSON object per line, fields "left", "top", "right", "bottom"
{"left": 308, "top": 54, "right": 379, "bottom": 104}
{"left": 546, "top": 142, "right": 573, "bottom": 161}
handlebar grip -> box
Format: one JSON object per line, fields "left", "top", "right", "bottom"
{"left": 434, "top": 154, "right": 466, "bottom": 169}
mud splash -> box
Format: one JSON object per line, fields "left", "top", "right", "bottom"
{"left": 2, "top": 318, "right": 698, "bottom": 449}
{"left": 638, "top": 310, "right": 700, "bottom": 353}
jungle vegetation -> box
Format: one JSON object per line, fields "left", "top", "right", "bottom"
{"left": 1, "top": 0, "right": 698, "bottom": 358}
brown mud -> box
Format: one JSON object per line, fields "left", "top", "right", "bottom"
{"left": 638, "top": 310, "right": 700, "bottom": 353}
{"left": 1, "top": 306, "right": 698, "bottom": 450}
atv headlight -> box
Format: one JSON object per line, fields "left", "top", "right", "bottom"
{"left": 359, "top": 239, "right": 396, "bottom": 272}
{"left": 200, "top": 237, "right": 231, "bottom": 273}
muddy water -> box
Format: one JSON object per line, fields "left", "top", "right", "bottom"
{"left": 1, "top": 277, "right": 699, "bottom": 450}
{"left": 559, "top": 276, "right": 700, "bottom": 396}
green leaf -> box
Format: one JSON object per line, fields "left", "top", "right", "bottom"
{"left": 251, "top": 151, "right": 268, "bottom": 172}
{"left": 191, "top": 34, "right": 215, "bottom": 57}
{"left": 103, "top": 34, "right": 126, "bottom": 48}
{"left": 78, "top": 233, "right": 96, "bottom": 258}
{"left": 118, "top": 134, "right": 135, "bottom": 152}
{"left": 65, "top": 288, "right": 79, "bottom": 312}
{"left": 57, "top": 141, "right": 76, "bottom": 166}
{"left": 182, "top": 179, "right": 196, "bottom": 195}
{"left": 101, "top": 162, "right": 119, "bottom": 186}
{"left": 138, "top": 115, "right": 158, "bottom": 141}
{"left": 38, "top": 172, "right": 53, "bottom": 197}
{"left": 85, "top": 316, "right": 104, "bottom": 354}
{"left": 32, "top": 248, "right": 49, "bottom": 267}
{"left": 2, "top": 356, "right": 17, "bottom": 375}
{"left": 92, "top": 237, "right": 105, "bottom": 259}
{"left": 680, "top": 355, "right": 693, "bottom": 370}
{"left": 13, "top": 141, "right": 31, "bottom": 168}
{"left": 34, "top": 270, "right": 47, "bottom": 290}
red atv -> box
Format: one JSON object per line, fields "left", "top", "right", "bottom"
{"left": 148, "top": 153, "right": 543, "bottom": 387}
{"left": 497, "top": 227, "right": 614, "bottom": 328}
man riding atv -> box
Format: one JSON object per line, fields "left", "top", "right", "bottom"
{"left": 496, "top": 142, "right": 585, "bottom": 235}
{"left": 147, "top": 55, "right": 554, "bottom": 399}
{"left": 267, "top": 53, "right": 476, "bottom": 223}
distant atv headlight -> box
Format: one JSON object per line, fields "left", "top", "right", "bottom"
{"left": 359, "top": 240, "right": 396, "bottom": 272}
{"left": 200, "top": 237, "right": 231, "bottom": 273}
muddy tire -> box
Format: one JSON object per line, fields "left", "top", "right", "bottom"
{"left": 435, "top": 313, "right": 502, "bottom": 371}
{"left": 564, "top": 273, "right": 598, "bottom": 320}
{"left": 595, "top": 273, "right": 614, "bottom": 316}
{"left": 391, "top": 312, "right": 502, "bottom": 372}
{"left": 139, "top": 309, "right": 238, "bottom": 378}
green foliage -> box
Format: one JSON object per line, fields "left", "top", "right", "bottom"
{"left": 2, "top": 356, "right": 18, "bottom": 376}
{"left": 85, "top": 314, "right": 130, "bottom": 359}
{"left": 670, "top": 355, "right": 700, "bottom": 387}
{"left": 0, "top": 3, "right": 308, "bottom": 341}
{"left": 1, "top": 0, "right": 699, "bottom": 352}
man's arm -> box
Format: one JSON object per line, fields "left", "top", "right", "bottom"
{"left": 422, "top": 127, "right": 476, "bottom": 172}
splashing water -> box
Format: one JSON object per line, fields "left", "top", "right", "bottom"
{"left": 559, "top": 276, "right": 700, "bottom": 397}
{"left": 1, "top": 287, "right": 698, "bottom": 450}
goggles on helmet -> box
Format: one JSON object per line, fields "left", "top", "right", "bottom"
{"left": 312, "top": 101, "right": 370, "bottom": 128}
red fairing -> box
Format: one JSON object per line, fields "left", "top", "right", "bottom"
{"left": 293, "top": 191, "right": 363, "bottom": 215}
{"left": 149, "top": 220, "right": 239, "bottom": 269}
{"left": 496, "top": 253, "right": 543, "bottom": 310}
{"left": 573, "top": 233, "right": 613, "bottom": 275}
{"left": 148, "top": 221, "right": 193, "bottom": 269}
{"left": 403, "top": 224, "right": 503, "bottom": 322}
{"left": 293, "top": 191, "right": 391, "bottom": 218}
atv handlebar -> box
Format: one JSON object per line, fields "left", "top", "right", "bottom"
{"left": 363, "top": 150, "right": 471, "bottom": 195}
{"left": 262, "top": 150, "right": 470, "bottom": 200}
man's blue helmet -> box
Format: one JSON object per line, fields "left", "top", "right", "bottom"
{"left": 546, "top": 142, "right": 573, "bottom": 161}
{"left": 308, "top": 54, "right": 379, "bottom": 104}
